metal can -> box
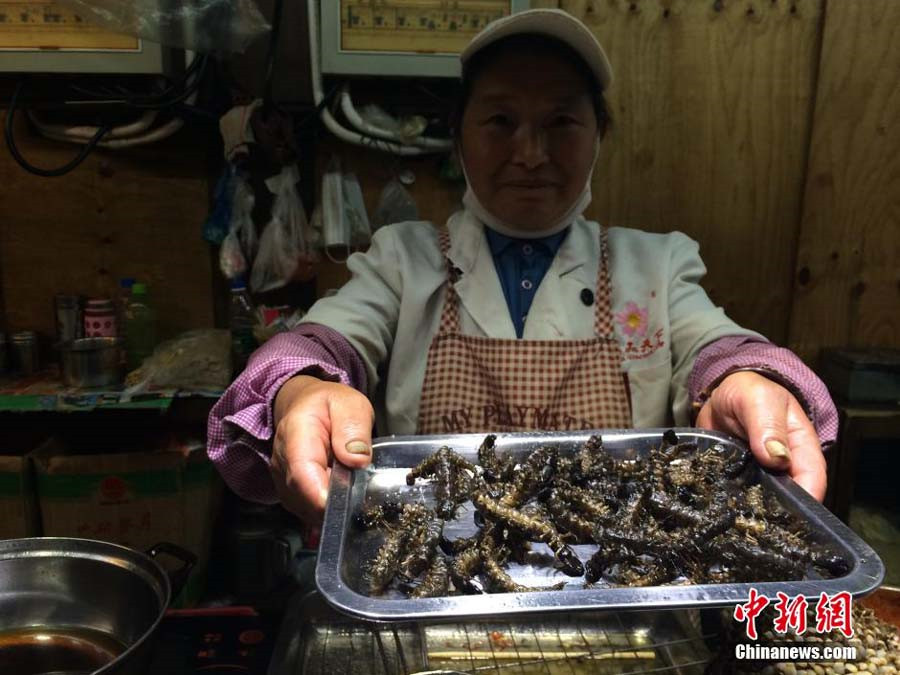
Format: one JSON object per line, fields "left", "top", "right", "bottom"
{"left": 55, "top": 294, "right": 82, "bottom": 343}
{"left": 11, "top": 331, "right": 39, "bottom": 376}
{"left": 83, "top": 298, "right": 117, "bottom": 338}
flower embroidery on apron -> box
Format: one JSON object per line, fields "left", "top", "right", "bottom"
{"left": 416, "top": 225, "right": 632, "bottom": 434}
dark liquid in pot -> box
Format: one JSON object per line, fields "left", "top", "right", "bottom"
{"left": 0, "top": 626, "right": 125, "bottom": 674}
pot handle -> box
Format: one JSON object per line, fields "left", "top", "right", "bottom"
{"left": 147, "top": 542, "right": 197, "bottom": 599}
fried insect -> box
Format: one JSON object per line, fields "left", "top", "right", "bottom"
{"left": 398, "top": 517, "right": 443, "bottom": 580}
{"left": 366, "top": 432, "right": 848, "bottom": 597}
{"left": 410, "top": 554, "right": 450, "bottom": 598}
{"left": 499, "top": 444, "right": 559, "bottom": 507}
{"left": 479, "top": 527, "right": 566, "bottom": 593}
{"left": 472, "top": 490, "right": 584, "bottom": 576}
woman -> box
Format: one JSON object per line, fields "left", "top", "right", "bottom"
{"left": 208, "top": 9, "right": 835, "bottom": 524}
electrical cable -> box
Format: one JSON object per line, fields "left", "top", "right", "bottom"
{"left": 338, "top": 84, "right": 451, "bottom": 150}
{"left": 306, "top": 0, "right": 438, "bottom": 156}
{"left": 4, "top": 80, "right": 110, "bottom": 178}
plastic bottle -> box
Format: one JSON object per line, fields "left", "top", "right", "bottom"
{"left": 117, "top": 278, "right": 136, "bottom": 338}
{"left": 124, "top": 283, "right": 157, "bottom": 371}
{"left": 229, "top": 278, "right": 257, "bottom": 373}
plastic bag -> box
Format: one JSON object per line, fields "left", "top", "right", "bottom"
{"left": 218, "top": 173, "right": 256, "bottom": 279}
{"left": 373, "top": 177, "right": 418, "bottom": 230}
{"left": 250, "top": 164, "right": 316, "bottom": 293}
{"left": 233, "top": 175, "right": 258, "bottom": 261}
{"left": 342, "top": 172, "right": 372, "bottom": 247}
{"left": 122, "top": 329, "right": 231, "bottom": 398}
{"left": 320, "top": 157, "right": 371, "bottom": 256}
{"left": 202, "top": 166, "right": 234, "bottom": 245}
{"left": 57, "top": 0, "right": 269, "bottom": 53}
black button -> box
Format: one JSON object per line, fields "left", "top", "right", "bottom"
{"left": 580, "top": 289, "right": 594, "bottom": 306}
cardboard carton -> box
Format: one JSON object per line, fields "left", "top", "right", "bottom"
{"left": 0, "top": 431, "right": 45, "bottom": 539}
{"left": 32, "top": 434, "right": 222, "bottom": 604}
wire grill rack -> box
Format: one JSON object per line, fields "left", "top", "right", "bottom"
{"left": 270, "top": 593, "right": 718, "bottom": 675}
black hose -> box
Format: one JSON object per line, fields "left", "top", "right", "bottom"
{"left": 4, "top": 80, "right": 110, "bottom": 178}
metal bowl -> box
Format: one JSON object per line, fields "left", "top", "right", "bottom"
{"left": 59, "top": 338, "right": 123, "bottom": 388}
{"left": 0, "top": 538, "right": 193, "bottom": 675}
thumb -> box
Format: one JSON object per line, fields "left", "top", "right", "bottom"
{"left": 733, "top": 389, "right": 793, "bottom": 472}
{"left": 326, "top": 386, "right": 375, "bottom": 470}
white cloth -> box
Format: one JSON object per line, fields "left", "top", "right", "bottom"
{"left": 300, "top": 209, "right": 762, "bottom": 435}
{"left": 458, "top": 141, "right": 599, "bottom": 239}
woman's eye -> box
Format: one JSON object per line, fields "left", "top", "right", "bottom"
{"left": 485, "top": 114, "right": 512, "bottom": 127}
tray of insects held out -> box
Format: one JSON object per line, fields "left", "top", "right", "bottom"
{"left": 316, "top": 429, "right": 885, "bottom": 621}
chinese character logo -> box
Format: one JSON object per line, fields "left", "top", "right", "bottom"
{"left": 734, "top": 588, "right": 770, "bottom": 640}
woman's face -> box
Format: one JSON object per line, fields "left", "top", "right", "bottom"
{"left": 460, "top": 46, "right": 599, "bottom": 233}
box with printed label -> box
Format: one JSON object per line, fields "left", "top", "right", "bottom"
{"left": 0, "top": 431, "right": 46, "bottom": 539}
{"left": 32, "top": 434, "right": 222, "bottom": 603}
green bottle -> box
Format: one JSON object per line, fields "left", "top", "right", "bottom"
{"left": 124, "top": 283, "right": 157, "bottom": 371}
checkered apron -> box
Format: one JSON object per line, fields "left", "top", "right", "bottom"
{"left": 416, "top": 226, "right": 632, "bottom": 434}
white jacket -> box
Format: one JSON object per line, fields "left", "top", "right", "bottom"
{"left": 302, "top": 208, "right": 760, "bottom": 435}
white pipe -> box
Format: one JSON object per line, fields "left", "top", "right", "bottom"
{"left": 40, "top": 116, "right": 184, "bottom": 148}
{"left": 307, "top": 0, "right": 437, "bottom": 156}
{"left": 339, "top": 85, "right": 452, "bottom": 151}
{"left": 28, "top": 109, "right": 159, "bottom": 140}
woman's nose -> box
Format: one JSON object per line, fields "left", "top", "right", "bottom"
{"left": 511, "top": 126, "right": 548, "bottom": 168}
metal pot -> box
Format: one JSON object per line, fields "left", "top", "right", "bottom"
{"left": 59, "top": 338, "right": 123, "bottom": 388}
{"left": 0, "top": 538, "right": 194, "bottom": 675}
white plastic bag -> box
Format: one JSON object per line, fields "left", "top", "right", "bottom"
{"left": 373, "top": 177, "right": 418, "bottom": 230}
{"left": 250, "top": 165, "right": 315, "bottom": 293}
{"left": 122, "top": 329, "right": 231, "bottom": 399}
{"left": 320, "top": 157, "right": 371, "bottom": 257}
{"left": 218, "top": 173, "right": 256, "bottom": 279}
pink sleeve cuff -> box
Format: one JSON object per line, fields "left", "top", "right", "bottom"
{"left": 206, "top": 323, "right": 367, "bottom": 503}
{"left": 688, "top": 336, "right": 838, "bottom": 447}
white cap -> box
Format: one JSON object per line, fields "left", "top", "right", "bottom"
{"left": 460, "top": 9, "right": 613, "bottom": 89}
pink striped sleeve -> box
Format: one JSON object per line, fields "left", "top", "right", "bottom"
{"left": 688, "top": 336, "right": 838, "bottom": 447}
{"left": 206, "top": 323, "right": 367, "bottom": 503}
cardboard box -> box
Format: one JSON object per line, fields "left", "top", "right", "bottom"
{"left": 32, "top": 434, "right": 222, "bottom": 604}
{"left": 0, "top": 431, "right": 46, "bottom": 539}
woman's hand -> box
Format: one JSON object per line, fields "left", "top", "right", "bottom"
{"left": 271, "top": 375, "right": 375, "bottom": 522}
{"left": 695, "top": 371, "right": 827, "bottom": 501}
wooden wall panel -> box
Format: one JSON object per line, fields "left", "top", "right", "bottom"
{"left": 0, "top": 112, "right": 214, "bottom": 344}
{"left": 788, "top": 0, "right": 900, "bottom": 361}
{"left": 568, "top": 0, "right": 823, "bottom": 344}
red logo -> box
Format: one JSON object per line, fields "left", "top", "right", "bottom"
{"left": 733, "top": 588, "right": 770, "bottom": 640}
{"left": 734, "top": 589, "right": 854, "bottom": 639}
{"left": 99, "top": 476, "right": 128, "bottom": 503}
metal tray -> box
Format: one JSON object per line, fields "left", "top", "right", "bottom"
{"left": 316, "top": 429, "right": 885, "bottom": 621}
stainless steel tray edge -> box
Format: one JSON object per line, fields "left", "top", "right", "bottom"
{"left": 316, "top": 429, "right": 885, "bottom": 622}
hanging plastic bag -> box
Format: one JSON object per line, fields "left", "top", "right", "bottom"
{"left": 233, "top": 175, "right": 258, "bottom": 261}
{"left": 321, "top": 156, "right": 348, "bottom": 250}
{"left": 341, "top": 172, "right": 371, "bottom": 247}
{"left": 372, "top": 177, "right": 418, "bottom": 230}
{"left": 203, "top": 166, "right": 234, "bottom": 245}
{"left": 250, "top": 164, "right": 316, "bottom": 293}
{"left": 218, "top": 172, "right": 256, "bottom": 279}
{"left": 56, "top": 0, "right": 269, "bottom": 54}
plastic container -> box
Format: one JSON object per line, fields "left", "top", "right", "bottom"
{"left": 124, "top": 283, "right": 157, "bottom": 371}
{"left": 83, "top": 298, "right": 117, "bottom": 338}
{"left": 229, "top": 278, "right": 257, "bottom": 373}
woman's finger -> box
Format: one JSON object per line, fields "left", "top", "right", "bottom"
{"left": 784, "top": 398, "right": 827, "bottom": 501}
{"left": 325, "top": 385, "right": 376, "bottom": 470}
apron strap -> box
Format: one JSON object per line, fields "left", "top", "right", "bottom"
{"left": 437, "top": 227, "right": 461, "bottom": 333}
{"left": 595, "top": 227, "right": 616, "bottom": 340}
